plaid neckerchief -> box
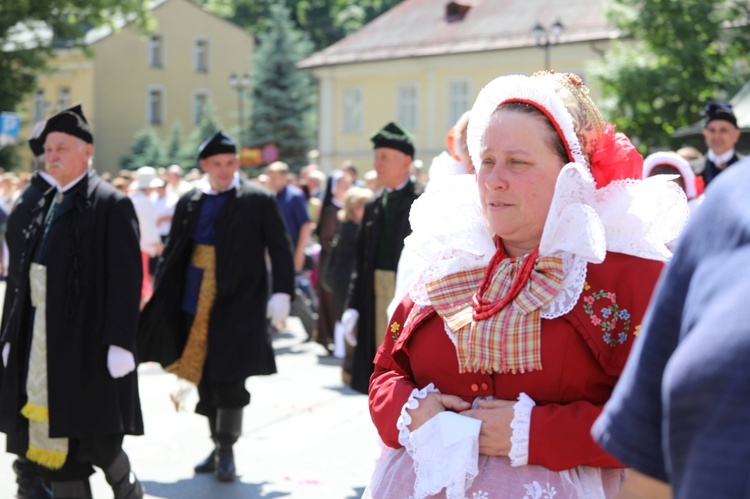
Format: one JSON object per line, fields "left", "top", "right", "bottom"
{"left": 427, "top": 252, "right": 564, "bottom": 374}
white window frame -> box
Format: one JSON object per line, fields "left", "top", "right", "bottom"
{"left": 192, "top": 89, "right": 209, "bottom": 125}
{"left": 148, "top": 32, "right": 165, "bottom": 68}
{"left": 447, "top": 78, "right": 471, "bottom": 128}
{"left": 396, "top": 82, "right": 419, "bottom": 132}
{"left": 147, "top": 85, "right": 166, "bottom": 126}
{"left": 342, "top": 86, "right": 363, "bottom": 133}
{"left": 57, "top": 87, "right": 71, "bottom": 112}
{"left": 194, "top": 37, "right": 210, "bottom": 73}
{"left": 33, "top": 89, "right": 45, "bottom": 122}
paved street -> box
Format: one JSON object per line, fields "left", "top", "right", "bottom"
{"left": 0, "top": 284, "right": 380, "bottom": 498}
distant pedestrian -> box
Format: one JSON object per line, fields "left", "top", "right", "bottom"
{"left": 341, "top": 121, "right": 424, "bottom": 394}
{"left": 699, "top": 102, "right": 743, "bottom": 186}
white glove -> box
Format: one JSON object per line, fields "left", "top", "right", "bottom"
{"left": 107, "top": 345, "right": 136, "bottom": 378}
{"left": 341, "top": 308, "right": 359, "bottom": 347}
{"left": 2, "top": 343, "right": 9, "bottom": 368}
{"left": 266, "top": 293, "right": 291, "bottom": 327}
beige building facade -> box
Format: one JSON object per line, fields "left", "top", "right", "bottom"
{"left": 299, "top": 0, "right": 615, "bottom": 172}
{"left": 19, "top": 0, "right": 254, "bottom": 173}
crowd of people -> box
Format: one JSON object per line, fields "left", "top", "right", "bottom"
{"left": 0, "top": 68, "right": 746, "bottom": 499}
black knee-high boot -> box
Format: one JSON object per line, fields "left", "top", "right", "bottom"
{"left": 103, "top": 450, "right": 143, "bottom": 499}
{"left": 215, "top": 408, "right": 243, "bottom": 482}
{"left": 14, "top": 457, "right": 52, "bottom": 499}
{"left": 194, "top": 414, "right": 217, "bottom": 473}
{"left": 50, "top": 480, "right": 92, "bottom": 499}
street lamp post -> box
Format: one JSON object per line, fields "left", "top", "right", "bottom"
{"left": 532, "top": 20, "right": 564, "bottom": 71}
{"left": 229, "top": 72, "right": 250, "bottom": 148}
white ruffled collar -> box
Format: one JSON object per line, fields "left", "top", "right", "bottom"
{"left": 396, "top": 162, "right": 689, "bottom": 320}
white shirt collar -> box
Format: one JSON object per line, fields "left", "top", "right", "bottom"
{"left": 385, "top": 176, "right": 410, "bottom": 193}
{"left": 38, "top": 170, "right": 57, "bottom": 188}
{"left": 197, "top": 172, "right": 240, "bottom": 195}
{"left": 707, "top": 148, "right": 735, "bottom": 165}
{"left": 56, "top": 170, "right": 88, "bottom": 194}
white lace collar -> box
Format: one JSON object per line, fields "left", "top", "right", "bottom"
{"left": 395, "top": 163, "right": 689, "bottom": 320}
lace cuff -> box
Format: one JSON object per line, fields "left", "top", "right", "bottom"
{"left": 509, "top": 392, "right": 536, "bottom": 467}
{"left": 396, "top": 383, "right": 440, "bottom": 450}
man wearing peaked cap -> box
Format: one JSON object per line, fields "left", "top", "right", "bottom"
{"left": 138, "top": 131, "right": 295, "bottom": 482}
{"left": 0, "top": 105, "right": 145, "bottom": 498}
{"left": 700, "top": 102, "right": 743, "bottom": 186}
{"left": 197, "top": 130, "right": 237, "bottom": 159}
{"left": 37, "top": 104, "right": 93, "bottom": 146}
{"left": 340, "top": 121, "right": 424, "bottom": 394}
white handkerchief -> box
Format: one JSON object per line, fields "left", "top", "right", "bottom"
{"left": 408, "top": 411, "right": 482, "bottom": 499}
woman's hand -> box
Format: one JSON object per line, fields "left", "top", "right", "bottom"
{"left": 461, "top": 398, "right": 516, "bottom": 456}
{"left": 407, "top": 393, "right": 471, "bottom": 433}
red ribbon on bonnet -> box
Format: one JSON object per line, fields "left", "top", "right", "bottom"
{"left": 590, "top": 123, "right": 644, "bottom": 189}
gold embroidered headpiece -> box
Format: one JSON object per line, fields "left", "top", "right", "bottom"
{"left": 467, "top": 71, "right": 642, "bottom": 188}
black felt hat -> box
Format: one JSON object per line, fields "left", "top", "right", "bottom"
{"left": 370, "top": 121, "right": 415, "bottom": 157}
{"left": 197, "top": 131, "right": 237, "bottom": 160}
{"left": 702, "top": 102, "right": 738, "bottom": 128}
{"left": 40, "top": 104, "right": 93, "bottom": 145}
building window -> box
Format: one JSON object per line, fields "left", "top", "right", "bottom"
{"left": 342, "top": 87, "right": 362, "bottom": 133}
{"left": 195, "top": 38, "right": 209, "bottom": 73}
{"left": 149, "top": 33, "right": 164, "bottom": 68}
{"left": 397, "top": 83, "right": 418, "bottom": 132}
{"left": 33, "top": 90, "right": 45, "bottom": 122}
{"left": 57, "top": 87, "right": 71, "bottom": 112}
{"left": 447, "top": 79, "right": 471, "bottom": 126}
{"left": 148, "top": 87, "right": 165, "bottom": 125}
{"left": 193, "top": 91, "right": 208, "bottom": 125}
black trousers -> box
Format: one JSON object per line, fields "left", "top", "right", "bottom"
{"left": 183, "top": 313, "right": 251, "bottom": 418}
{"left": 195, "top": 377, "right": 250, "bottom": 418}
{"left": 7, "top": 424, "right": 123, "bottom": 481}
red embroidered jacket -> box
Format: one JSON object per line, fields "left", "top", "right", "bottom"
{"left": 369, "top": 252, "right": 663, "bottom": 471}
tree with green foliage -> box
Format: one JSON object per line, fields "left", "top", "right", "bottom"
{"left": 0, "top": 0, "right": 150, "bottom": 168}
{"left": 247, "top": 3, "right": 316, "bottom": 169}
{"left": 120, "top": 127, "right": 166, "bottom": 170}
{"left": 590, "top": 0, "right": 750, "bottom": 151}
{"left": 165, "top": 121, "right": 184, "bottom": 166}
{"left": 179, "top": 102, "right": 223, "bottom": 170}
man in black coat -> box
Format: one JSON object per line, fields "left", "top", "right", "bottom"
{"left": 700, "top": 102, "right": 744, "bottom": 186}
{"left": 138, "top": 132, "right": 295, "bottom": 482}
{"left": 0, "top": 105, "right": 144, "bottom": 498}
{"left": 341, "top": 122, "right": 425, "bottom": 394}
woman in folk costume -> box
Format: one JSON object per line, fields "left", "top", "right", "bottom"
{"left": 642, "top": 151, "right": 704, "bottom": 215}
{"left": 364, "top": 71, "right": 689, "bottom": 499}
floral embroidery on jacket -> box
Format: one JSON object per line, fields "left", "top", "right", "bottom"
{"left": 582, "top": 282, "right": 632, "bottom": 348}
{"left": 390, "top": 321, "right": 401, "bottom": 341}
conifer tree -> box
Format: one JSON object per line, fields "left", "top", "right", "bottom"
{"left": 247, "top": 2, "right": 315, "bottom": 170}
{"left": 165, "top": 121, "right": 184, "bottom": 167}
{"left": 120, "top": 127, "right": 166, "bottom": 170}
{"left": 179, "top": 102, "right": 223, "bottom": 170}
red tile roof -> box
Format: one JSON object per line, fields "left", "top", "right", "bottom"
{"left": 299, "top": 0, "right": 615, "bottom": 69}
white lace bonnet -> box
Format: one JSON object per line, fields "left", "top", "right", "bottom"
{"left": 643, "top": 151, "right": 698, "bottom": 199}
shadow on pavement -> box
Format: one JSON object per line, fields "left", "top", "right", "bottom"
{"left": 141, "top": 477, "right": 289, "bottom": 499}
{"left": 347, "top": 486, "right": 366, "bottom": 498}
